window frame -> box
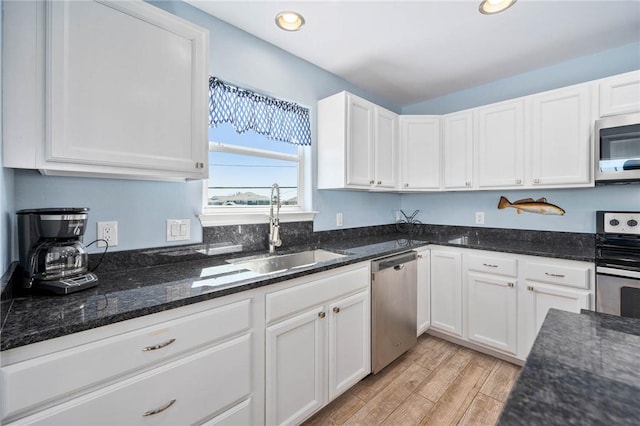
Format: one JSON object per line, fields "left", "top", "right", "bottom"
{"left": 199, "top": 140, "right": 316, "bottom": 227}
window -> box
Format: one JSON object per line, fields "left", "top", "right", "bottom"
{"left": 200, "top": 77, "right": 314, "bottom": 226}
{"left": 206, "top": 123, "right": 302, "bottom": 207}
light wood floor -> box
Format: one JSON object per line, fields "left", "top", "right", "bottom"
{"left": 303, "top": 334, "right": 521, "bottom": 426}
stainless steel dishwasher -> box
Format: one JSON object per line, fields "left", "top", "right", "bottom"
{"left": 371, "top": 251, "right": 417, "bottom": 374}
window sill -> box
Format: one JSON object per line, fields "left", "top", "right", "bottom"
{"left": 199, "top": 209, "right": 318, "bottom": 227}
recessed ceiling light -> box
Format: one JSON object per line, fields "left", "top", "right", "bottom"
{"left": 275, "top": 11, "right": 305, "bottom": 31}
{"left": 479, "top": 0, "right": 517, "bottom": 15}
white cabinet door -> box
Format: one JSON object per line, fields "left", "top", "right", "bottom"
{"left": 3, "top": 1, "right": 209, "bottom": 180}
{"left": 529, "top": 85, "right": 592, "bottom": 186}
{"left": 373, "top": 107, "right": 398, "bottom": 189}
{"left": 599, "top": 70, "right": 640, "bottom": 116}
{"left": 346, "top": 95, "right": 375, "bottom": 187}
{"left": 467, "top": 273, "right": 517, "bottom": 355}
{"left": 328, "top": 291, "right": 370, "bottom": 401}
{"left": 523, "top": 281, "right": 590, "bottom": 353}
{"left": 476, "top": 100, "right": 525, "bottom": 188}
{"left": 399, "top": 116, "right": 441, "bottom": 190}
{"left": 430, "top": 250, "right": 463, "bottom": 337}
{"left": 416, "top": 248, "right": 431, "bottom": 336}
{"left": 265, "top": 306, "right": 326, "bottom": 426}
{"left": 443, "top": 111, "right": 474, "bottom": 190}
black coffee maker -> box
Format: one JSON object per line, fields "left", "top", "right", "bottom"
{"left": 17, "top": 208, "right": 99, "bottom": 294}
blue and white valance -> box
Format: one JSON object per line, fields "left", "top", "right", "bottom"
{"left": 208, "top": 77, "right": 311, "bottom": 146}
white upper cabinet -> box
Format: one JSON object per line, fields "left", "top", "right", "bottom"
{"left": 442, "top": 111, "right": 474, "bottom": 190}
{"left": 476, "top": 99, "right": 526, "bottom": 189}
{"left": 318, "top": 92, "right": 398, "bottom": 190}
{"left": 398, "top": 116, "right": 441, "bottom": 190}
{"left": 2, "top": 1, "right": 209, "bottom": 180}
{"left": 373, "top": 107, "right": 398, "bottom": 189}
{"left": 599, "top": 70, "right": 640, "bottom": 116}
{"left": 528, "top": 84, "right": 593, "bottom": 187}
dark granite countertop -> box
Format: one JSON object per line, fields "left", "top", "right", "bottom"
{"left": 0, "top": 230, "right": 595, "bottom": 352}
{"left": 498, "top": 309, "right": 640, "bottom": 425}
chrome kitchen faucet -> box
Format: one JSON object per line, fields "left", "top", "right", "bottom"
{"left": 269, "top": 183, "right": 282, "bottom": 254}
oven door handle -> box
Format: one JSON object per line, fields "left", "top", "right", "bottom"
{"left": 597, "top": 266, "right": 640, "bottom": 280}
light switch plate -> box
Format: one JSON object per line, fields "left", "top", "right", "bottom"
{"left": 167, "top": 219, "right": 190, "bottom": 241}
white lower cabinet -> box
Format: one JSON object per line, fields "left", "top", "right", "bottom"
{"left": 1, "top": 296, "right": 260, "bottom": 426}
{"left": 430, "top": 249, "right": 463, "bottom": 337}
{"left": 416, "top": 247, "right": 431, "bottom": 336}
{"left": 467, "top": 272, "right": 517, "bottom": 355}
{"left": 428, "top": 245, "right": 594, "bottom": 362}
{"left": 14, "top": 335, "right": 252, "bottom": 426}
{"left": 264, "top": 263, "right": 370, "bottom": 426}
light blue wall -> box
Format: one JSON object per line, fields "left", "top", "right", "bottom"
{"left": 402, "top": 41, "right": 640, "bottom": 115}
{"left": 401, "top": 186, "right": 640, "bottom": 234}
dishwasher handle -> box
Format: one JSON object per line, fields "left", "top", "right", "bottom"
{"left": 372, "top": 251, "right": 417, "bottom": 272}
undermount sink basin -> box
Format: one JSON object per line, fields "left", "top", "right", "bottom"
{"left": 228, "top": 249, "right": 346, "bottom": 274}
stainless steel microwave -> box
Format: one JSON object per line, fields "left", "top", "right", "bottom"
{"left": 595, "top": 112, "right": 640, "bottom": 183}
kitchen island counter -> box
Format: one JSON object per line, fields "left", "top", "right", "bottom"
{"left": 498, "top": 309, "right": 640, "bottom": 425}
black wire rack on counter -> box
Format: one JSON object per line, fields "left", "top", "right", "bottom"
{"left": 395, "top": 210, "right": 421, "bottom": 234}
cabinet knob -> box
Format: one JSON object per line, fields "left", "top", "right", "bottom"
{"left": 404, "top": 183, "right": 409, "bottom": 188}
{"left": 333, "top": 307, "right": 341, "bottom": 313}
{"left": 318, "top": 311, "right": 326, "bottom": 319}
{"left": 508, "top": 282, "right": 514, "bottom": 288}
{"left": 195, "top": 162, "right": 205, "bottom": 169}
{"left": 369, "top": 180, "right": 375, "bottom": 184}
{"left": 417, "top": 254, "right": 423, "bottom": 259}
{"left": 143, "top": 399, "right": 176, "bottom": 417}
{"left": 377, "top": 181, "right": 382, "bottom": 185}
{"left": 533, "top": 178, "right": 540, "bottom": 184}
{"left": 515, "top": 179, "right": 522, "bottom": 184}
{"left": 465, "top": 182, "right": 471, "bottom": 187}
{"left": 527, "top": 286, "right": 535, "bottom": 291}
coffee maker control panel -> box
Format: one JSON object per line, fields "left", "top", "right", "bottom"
{"left": 40, "top": 273, "right": 99, "bottom": 295}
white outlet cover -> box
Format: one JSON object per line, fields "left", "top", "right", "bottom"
{"left": 97, "top": 221, "right": 118, "bottom": 248}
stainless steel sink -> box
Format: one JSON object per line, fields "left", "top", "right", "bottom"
{"left": 228, "top": 249, "right": 346, "bottom": 274}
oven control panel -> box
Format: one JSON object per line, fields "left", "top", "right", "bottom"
{"left": 603, "top": 212, "right": 640, "bottom": 235}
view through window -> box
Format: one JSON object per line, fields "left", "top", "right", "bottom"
{"left": 206, "top": 123, "right": 301, "bottom": 207}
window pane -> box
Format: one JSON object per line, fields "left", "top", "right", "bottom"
{"left": 207, "top": 123, "right": 299, "bottom": 207}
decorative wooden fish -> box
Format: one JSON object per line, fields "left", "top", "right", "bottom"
{"left": 497, "top": 196, "right": 565, "bottom": 215}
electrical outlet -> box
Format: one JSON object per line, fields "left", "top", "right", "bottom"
{"left": 97, "top": 221, "right": 118, "bottom": 248}
{"left": 167, "top": 219, "right": 190, "bottom": 241}
{"left": 475, "top": 212, "right": 485, "bottom": 225}
{"left": 336, "top": 212, "right": 344, "bottom": 227}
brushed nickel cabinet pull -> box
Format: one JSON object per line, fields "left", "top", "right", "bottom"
{"left": 318, "top": 312, "right": 326, "bottom": 319}
{"left": 142, "top": 338, "right": 176, "bottom": 352}
{"left": 545, "top": 272, "right": 565, "bottom": 278}
{"left": 417, "top": 254, "right": 423, "bottom": 259}
{"left": 369, "top": 180, "right": 375, "bottom": 184}
{"left": 483, "top": 263, "right": 498, "bottom": 268}
{"left": 333, "top": 307, "right": 341, "bottom": 313}
{"left": 528, "top": 286, "right": 535, "bottom": 291}
{"left": 377, "top": 181, "right": 382, "bottom": 185}
{"left": 143, "top": 399, "right": 176, "bottom": 417}
{"left": 195, "top": 162, "right": 204, "bottom": 169}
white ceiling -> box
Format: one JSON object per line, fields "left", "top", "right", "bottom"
{"left": 185, "top": 0, "right": 640, "bottom": 107}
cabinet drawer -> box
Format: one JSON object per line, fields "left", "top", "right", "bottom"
{"left": 11, "top": 334, "right": 252, "bottom": 426}
{"left": 2, "top": 299, "right": 251, "bottom": 420}
{"left": 266, "top": 265, "right": 369, "bottom": 324}
{"left": 468, "top": 254, "right": 517, "bottom": 277}
{"left": 524, "top": 262, "right": 591, "bottom": 289}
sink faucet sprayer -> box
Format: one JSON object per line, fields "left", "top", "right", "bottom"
{"left": 269, "top": 183, "right": 282, "bottom": 254}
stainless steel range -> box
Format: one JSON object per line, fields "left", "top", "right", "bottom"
{"left": 595, "top": 211, "right": 640, "bottom": 318}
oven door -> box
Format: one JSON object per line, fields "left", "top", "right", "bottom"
{"left": 596, "top": 266, "right": 640, "bottom": 318}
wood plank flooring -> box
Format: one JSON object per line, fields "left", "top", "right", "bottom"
{"left": 303, "top": 334, "right": 521, "bottom": 426}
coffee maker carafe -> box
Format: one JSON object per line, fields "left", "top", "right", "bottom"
{"left": 17, "top": 208, "right": 99, "bottom": 294}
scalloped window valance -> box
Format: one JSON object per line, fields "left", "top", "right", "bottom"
{"left": 208, "top": 77, "right": 311, "bottom": 146}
